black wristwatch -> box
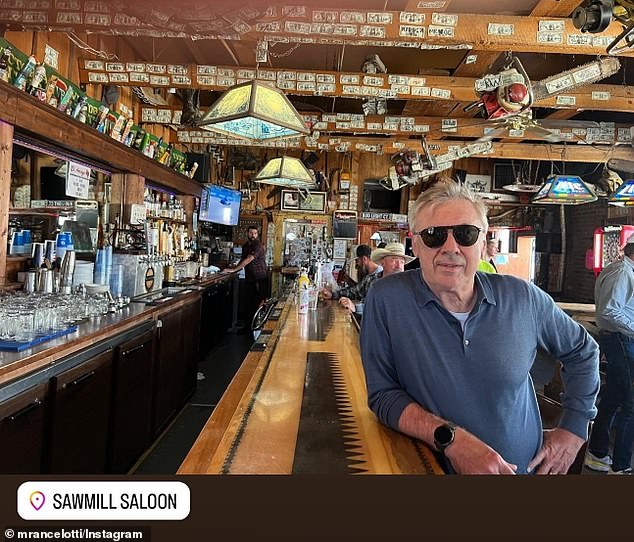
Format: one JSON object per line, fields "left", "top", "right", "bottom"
{"left": 433, "top": 423, "right": 457, "bottom": 453}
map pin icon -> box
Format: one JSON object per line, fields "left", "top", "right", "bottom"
{"left": 30, "top": 491, "right": 45, "bottom": 511}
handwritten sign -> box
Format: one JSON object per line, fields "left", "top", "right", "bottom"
{"left": 65, "top": 161, "right": 91, "bottom": 199}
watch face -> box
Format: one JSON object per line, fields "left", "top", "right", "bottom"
{"left": 434, "top": 424, "right": 455, "bottom": 449}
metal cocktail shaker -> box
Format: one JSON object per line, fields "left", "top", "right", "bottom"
{"left": 31, "top": 242, "right": 45, "bottom": 268}
{"left": 37, "top": 268, "right": 54, "bottom": 293}
{"left": 59, "top": 250, "right": 76, "bottom": 294}
{"left": 24, "top": 270, "right": 37, "bottom": 293}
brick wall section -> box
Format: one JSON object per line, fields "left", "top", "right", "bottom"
{"left": 562, "top": 200, "right": 607, "bottom": 303}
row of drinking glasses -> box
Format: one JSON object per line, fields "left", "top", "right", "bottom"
{"left": 0, "top": 291, "right": 110, "bottom": 343}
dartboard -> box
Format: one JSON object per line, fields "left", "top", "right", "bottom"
{"left": 603, "top": 231, "right": 621, "bottom": 267}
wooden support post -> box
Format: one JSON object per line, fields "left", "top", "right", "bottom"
{"left": 109, "top": 173, "right": 145, "bottom": 226}
{"left": 0, "top": 121, "right": 14, "bottom": 286}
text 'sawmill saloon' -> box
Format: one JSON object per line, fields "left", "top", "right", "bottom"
{"left": 0, "top": 0, "right": 633, "bottom": 480}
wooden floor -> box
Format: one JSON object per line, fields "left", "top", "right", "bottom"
{"left": 178, "top": 295, "right": 442, "bottom": 474}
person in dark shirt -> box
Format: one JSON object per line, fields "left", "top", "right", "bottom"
{"left": 486, "top": 239, "right": 499, "bottom": 272}
{"left": 232, "top": 226, "right": 269, "bottom": 332}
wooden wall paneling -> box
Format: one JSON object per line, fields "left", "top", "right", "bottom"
{"left": 182, "top": 196, "right": 195, "bottom": 238}
{"left": 349, "top": 152, "right": 361, "bottom": 213}
{"left": 109, "top": 173, "right": 145, "bottom": 225}
{"left": 0, "top": 121, "right": 14, "bottom": 286}
{"left": 109, "top": 173, "right": 124, "bottom": 227}
{"left": 34, "top": 153, "right": 56, "bottom": 202}
{"left": 355, "top": 152, "right": 392, "bottom": 210}
{"left": 26, "top": 149, "right": 38, "bottom": 201}
{"left": 496, "top": 235, "right": 533, "bottom": 280}
{"left": 4, "top": 31, "right": 34, "bottom": 58}
{"left": 84, "top": 84, "right": 101, "bottom": 101}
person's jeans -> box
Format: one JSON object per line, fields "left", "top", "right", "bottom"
{"left": 588, "top": 332, "right": 634, "bottom": 471}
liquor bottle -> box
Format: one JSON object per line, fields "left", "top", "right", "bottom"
{"left": 13, "top": 54, "right": 37, "bottom": 91}
{"left": 153, "top": 192, "right": 160, "bottom": 217}
{"left": 0, "top": 46, "right": 14, "bottom": 82}
{"left": 27, "top": 63, "right": 47, "bottom": 97}
{"left": 160, "top": 195, "right": 168, "bottom": 218}
{"left": 71, "top": 96, "right": 88, "bottom": 120}
{"left": 45, "top": 75, "right": 59, "bottom": 105}
{"left": 57, "top": 85, "right": 75, "bottom": 113}
{"left": 109, "top": 114, "right": 127, "bottom": 141}
{"left": 187, "top": 162, "right": 199, "bottom": 179}
{"left": 120, "top": 118, "right": 134, "bottom": 146}
{"left": 94, "top": 105, "right": 109, "bottom": 132}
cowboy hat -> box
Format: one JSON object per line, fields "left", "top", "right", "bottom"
{"left": 371, "top": 242, "right": 415, "bottom": 264}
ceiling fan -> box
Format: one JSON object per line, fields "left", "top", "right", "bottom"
{"left": 379, "top": 137, "right": 493, "bottom": 191}
{"left": 463, "top": 54, "right": 621, "bottom": 143}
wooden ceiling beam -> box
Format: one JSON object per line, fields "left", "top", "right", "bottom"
{"left": 220, "top": 39, "right": 240, "bottom": 66}
{"left": 452, "top": 51, "right": 502, "bottom": 78}
{"left": 176, "top": 113, "right": 631, "bottom": 143}
{"left": 79, "top": 62, "right": 634, "bottom": 112}
{"left": 182, "top": 39, "right": 207, "bottom": 66}
{"left": 180, "top": 134, "right": 634, "bottom": 163}
{"left": 120, "top": 36, "right": 149, "bottom": 62}
{"left": 544, "top": 109, "right": 580, "bottom": 120}
{"left": 4, "top": 9, "right": 631, "bottom": 57}
{"left": 243, "top": 12, "right": 633, "bottom": 57}
{"left": 403, "top": 0, "right": 453, "bottom": 11}
{"left": 530, "top": 0, "right": 582, "bottom": 17}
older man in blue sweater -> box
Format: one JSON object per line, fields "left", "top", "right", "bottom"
{"left": 360, "top": 181, "right": 599, "bottom": 474}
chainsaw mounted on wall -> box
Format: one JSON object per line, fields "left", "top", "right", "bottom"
{"left": 379, "top": 138, "right": 493, "bottom": 191}
{"left": 572, "top": 0, "right": 634, "bottom": 55}
{"left": 463, "top": 54, "right": 619, "bottom": 142}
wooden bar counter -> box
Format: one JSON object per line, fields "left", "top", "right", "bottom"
{"left": 179, "top": 293, "right": 443, "bottom": 475}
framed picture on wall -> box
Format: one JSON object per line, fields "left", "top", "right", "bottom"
{"left": 299, "top": 191, "right": 327, "bottom": 213}
{"left": 282, "top": 190, "right": 327, "bottom": 213}
{"left": 465, "top": 174, "right": 492, "bottom": 193}
{"left": 333, "top": 238, "right": 348, "bottom": 260}
{"left": 281, "top": 190, "right": 300, "bottom": 210}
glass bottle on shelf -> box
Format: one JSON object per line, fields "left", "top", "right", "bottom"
{"left": 160, "top": 194, "right": 168, "bottom": 218}
{"left": 13, "top": 54, "right": 37, "bottom": 91}
{"left": 0, "top": 46, "right": 14, "bottom": 83}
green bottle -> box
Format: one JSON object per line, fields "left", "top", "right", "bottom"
{"left": 13, "top": 54, "right": 37, "bottom": 91}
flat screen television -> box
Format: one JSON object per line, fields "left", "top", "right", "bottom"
{"left": 199, "top": 185, "right": 242, "bottom": 226}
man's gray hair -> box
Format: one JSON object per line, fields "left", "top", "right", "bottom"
{"left": 408, "top": 179, "right": 489, "bottom": 233}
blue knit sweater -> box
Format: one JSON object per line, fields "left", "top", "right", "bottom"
{"left": 360, "top": 269, "right": 600, "bottom": 474}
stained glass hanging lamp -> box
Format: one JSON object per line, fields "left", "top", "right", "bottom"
{"left": 254, "top": 156, "right": 315, "bottom": 188}
{"left": 608, "top": 179, "right": 634, "bottom": 206}
{"left": 198, "top": 80, "right": 309, "bottom": 141}
{"left": 532, "top": 174, "right": 597, "bottom": 205}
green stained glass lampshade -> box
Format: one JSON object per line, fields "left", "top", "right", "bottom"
{"left": 254, "top": 156, "right": 315, "bottom": 188}
{"left": 608, "top": 179, "right": 634, "bottom": 206}
{"left": 532, "top": 175, "right": 597, "bottom": 205}
{"left": 198, "top": 80, "right": 309, "bottom": 141}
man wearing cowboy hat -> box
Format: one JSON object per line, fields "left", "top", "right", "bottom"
{"left": 339, "top": 243, "right": 414, "bottom": 313}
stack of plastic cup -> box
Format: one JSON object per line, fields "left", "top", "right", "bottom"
{"left": 65, "top": 232, "right": 74, "bottom": 253}
{"left": 110, "top": 264, "right": 123, "bottom": 298}
{"left": 56, "top": 232, "right": 70, "bottom": 265}
{"left": 22, "top": 230, "right": 32, "bottom": 257}
{"left": 104, "top": 245, "right": 113, "bottom": 286}
{"left": 94, "top": 248, "right": 106, "bottom": 285}
{"left": 10, "top": 231, "right": 23, "bottom": 255}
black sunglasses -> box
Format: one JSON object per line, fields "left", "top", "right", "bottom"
{"left": 415, "top": 224, "right": 482, "bottom": 248}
